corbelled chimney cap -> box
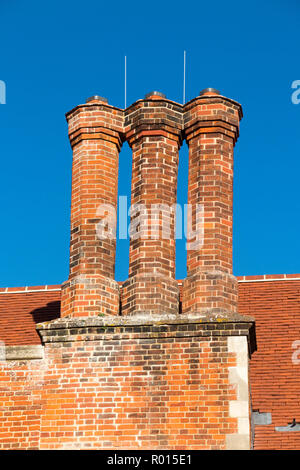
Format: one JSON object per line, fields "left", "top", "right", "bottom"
{"left": 199, "top": 88, "right": 220, "bottom": 96}
{"left": 86, "top": 95, "right": 108, "bottom": 104}
{"left": 144, "top": 91, "right": 166, "bottom": 99}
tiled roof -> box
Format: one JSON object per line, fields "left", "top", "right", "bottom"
{"left": 0, "top": 286, "right": 61, "bottom": 345}
{"left": 0, "top": 276, "right": 300, "bottom": 449}
{"left": 238, "top": 277, "right": 300, "bottom": 449}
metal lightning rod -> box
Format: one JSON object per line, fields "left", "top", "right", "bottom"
{"left": 183, "top": 50, "right": 186, "bottom": 104}
{"left": 124, "top": 55, "right": 127, "bottom": 109}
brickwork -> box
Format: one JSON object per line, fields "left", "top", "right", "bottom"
{"left": 0, "top": 314, "right": 254, "bottom": 449}
{"left": 182, "top": 92, "right": 242, "bottom": 314}
{"left": 60, "top": 91, "right": 243, "bottom": 318}
{"left": 122, "top": 95, "right": 183, "bottom": 315}
{"left": 2, "top": 277, "right": 300, "bottom": 449}
{"left": 0, "top": 90, "right": 257, "bottom": 451}
{"left": 61, "top": 97, "right": 123, "bottom": 317}
{"left": 0, "top": 358, "right": 46, "bottom": 449}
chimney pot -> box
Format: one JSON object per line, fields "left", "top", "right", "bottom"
{"left": 199, "top": 88, "right": 220, "bottom": 96}
{"left": 144, "top": 91, "right": 166, "bottom": 99}
{"left": 86, "top": 95, "right": 108, "bottom": 104}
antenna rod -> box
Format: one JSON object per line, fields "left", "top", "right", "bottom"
{"left": 124, "top": 55, "right": 127, "bottom": 109}
{"left": 183, "top": 50, "right": 186, "bottom": 104}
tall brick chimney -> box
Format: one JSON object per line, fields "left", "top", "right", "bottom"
{"left": 182, "top": 88, "right": 242, "bottom": 315}
{"left": 122, "top": 92, "right": 183, "bottom": 315}
{"left": 61, "top": 96, "right": 123, "bottom": 317}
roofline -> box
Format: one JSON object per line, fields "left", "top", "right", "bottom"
{"left": 1, "top": 275, "right": 300, "bottom": 293}
{"left": 237, "top": 274, "right": 300, "bottom": 282}
{"left": 0, "top": 285, "right": 61, "bottom": 294}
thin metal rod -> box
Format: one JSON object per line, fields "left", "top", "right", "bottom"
{"left": 124, "top": 55, "right": 127, "bottom": 109}
{"left": 183, "top": 50, "right": 186, "bottom": 104}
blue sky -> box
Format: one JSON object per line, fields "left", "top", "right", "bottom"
{"left": 0, "top": 0, "right": 299, "bottom": 287}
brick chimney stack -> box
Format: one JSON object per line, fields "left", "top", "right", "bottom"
{"left": 122, "top": 92, "right": 183, "bottom": 315}
{"left": 61, "top": 96, "right": 123, "bottom": 317}
{"left": 182, "top": 89, "right": 242, "bottom": 315}
{"left": 61, "top": 90, "right": 242, "bottom": 319}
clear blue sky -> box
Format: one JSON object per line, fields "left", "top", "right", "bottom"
{"left": 0, "top": 0, "right": 299, "bottom": 287}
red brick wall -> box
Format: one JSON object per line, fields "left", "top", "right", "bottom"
{"left": 1, "top": 278, "right": 300, "bottom": 449}
{"left": 0, "top": 358, "right": 45, "bottom": 449}
{"left": 1, "top": 278, "right": 299, "bottom": 450}
{"left": 0, "top": 318, "right": 253, "bottom": 449}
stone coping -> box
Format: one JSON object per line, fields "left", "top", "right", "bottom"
{"left": 36, "top": 312, "right": 256, "bottom": 357}
{"left": 36, "top": 310, "right": 255, "bottom": 331}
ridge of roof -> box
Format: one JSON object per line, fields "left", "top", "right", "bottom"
{"left": 0, "top": 285, "right": 61, "bottom": 294}
{"left": 237, "top": 274, "right": 300, "bottom": 282}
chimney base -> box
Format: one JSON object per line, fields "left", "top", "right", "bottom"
{"left": 121, "top": 274, "right": 179, "bottom": 316}
{"left": 182, "top": 270, "right": 238, "bottom": 315}
{"left": 61, "top": 275, "right": 120, "bottom": 317}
